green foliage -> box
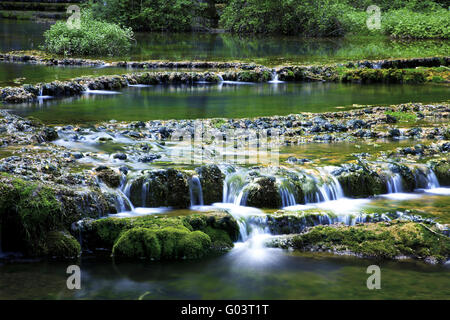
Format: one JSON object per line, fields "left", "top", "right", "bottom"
{"left": 42, "top": 10, "right": 134, "bottom": 56}
{"left": 90, "top": 0, "right": 205, "bottom": 32}
{"left": 382, "top": 8, "right": 450, "bottom": 39}
{"left": 220, "top": 0, "right": 351, "bottom": 36}
{"left": 219, "top": 0, "right": 449, "bottom": 38}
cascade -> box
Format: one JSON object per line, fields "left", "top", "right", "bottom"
{"left": 387, "top": 173, "right": 403, "bottom": 193}
{"left": 278, "top": 179, "right": 296, "bottom": 207}
{"left": 304, "top": 172, "right": 344, "bottom": 204}
{"left": 268, "top": 70, "right": 283, "bottom": 84}
{"left": 189, "top": 176, "right": 204, "bottom": 207}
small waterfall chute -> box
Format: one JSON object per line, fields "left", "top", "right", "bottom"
{"left": 386, "top": 173, "right": 403, "bottom": 193}
{"left": 189, "top": 176, "right": 204, "bottom": 207}
{"left": 268, "top": 70, "right": 283, "bottom": 84}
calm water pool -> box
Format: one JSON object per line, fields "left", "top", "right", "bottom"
{"left": 0, "top": 251, "right": 448, "bottom": 299}
{"left": 1, "top": 19, "right": 449, "bottom": 65}
{"left": 4, "top": 82, "right": 449, "bottom": 124}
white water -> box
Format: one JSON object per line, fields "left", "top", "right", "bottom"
{"left": 37, "top": 86, "right": 52, "bottom": 100}
{"left": 387, "top": 173, "right": 403, "bottom": 193}
{"left": 268, "top": 70, "right": 284, "bottom": 84}
{"left": 189, "top": 176, "right": 204, "bottom": 207}
{"left": 83, "top": 88, "right": 121, "bottom": 95}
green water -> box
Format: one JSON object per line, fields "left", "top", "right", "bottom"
{"left": 1, "top": 19, "right": 449, "bottom": 66}
{"left": 0, "top": 62, "right": 208, "bottom": 87}
{"left": 5, "top": 82, "right": 449, "bottom": 124}
{"left": 0, "top": 252, "right": 448, "bottom": 299}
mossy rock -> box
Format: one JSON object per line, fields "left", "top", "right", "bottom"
{"left": 112, "top": 226, "right": 211, "bottom": 260}
{"left": 196, "top": 164, "right": 225, "bottom": 204}
{"left": 45, "top": 231, "right": 80, "bottom": 260}
{"left": 96, "top": 168, "right": 121, "bottom": 188}
{"left": 79, "top": 211, "right": 239, "bottom": 258}
{"left": 389, "top": 163, "right": 416, "bottom": 192}
{"left": 431, "top": 159, "right": 450, "bottom": 186}
{"left": 336, "top": 169, "right": 386, "bottom": 198}
{"left": 178, "top": 231, "right": 211, "bottom": 259}
{"left": 291, "top": 221, "right": 450, "bottom": 262}
{"left": 267, "top": 209, "right": 338, "bottom": 234}
{"left": 128, "top": 169, "right": 190, "bottom": 208}
{"left": 113, "top": 227, "right": 161, "bottom": 260}
{"left": 245, "top": 176, "right": 282, "bottom": 208}
{"left": 0, "top": 175, "right": 62, "bottom": 255}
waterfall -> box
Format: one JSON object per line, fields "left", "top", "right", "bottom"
{"left": 387, "top": 173, "right": 403, "bottom": 193}
{"left": 268, "top": 70, "right": 283, "bottom": 84}
{"left": 426, "top": 169, "right": 440, "bottom": 189}
{"left": 141, "top": 180, "right": 150, "bottom": 207}
{"left": 279, "top": 179, "right": 296, "bottom": 207}
{"left": 189, "top": 176, "right": 204, "bottom": 207}
{"left": 305, "top": 173, "right": 344, "bottom": 204}
{"left": 223, "top": 170, "right": 247, "bottom": 205}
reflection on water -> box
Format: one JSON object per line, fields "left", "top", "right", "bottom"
{"left": 0, "top": 252, "right": 448, "bottom": 300}
{"left": 1, "top": 19, "right": 449, "bottom": 65}
{"left": 4, "top": 82, "right": 450, "bottom": 124}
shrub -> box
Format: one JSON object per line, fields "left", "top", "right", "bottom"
{"left": 220, "top": 0, "right": 353, "bottom": 36}
{"left": 90, "top": 0, "right": 205, "bottom": 32}
{"left": 382, "top": 8, "right": 450, "bottom": 39}
{"left": 42, "top": 10, "right": 134, "bottom": 56}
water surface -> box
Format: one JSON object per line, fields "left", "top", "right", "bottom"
{"left": 0, "top": 252, "right": 448, "bottom": 299}
{"left": 1, "top": 19, "right": 449, "bottom": 65}
{"left": 4, "top": 82, "right": 449, "bottom": 124}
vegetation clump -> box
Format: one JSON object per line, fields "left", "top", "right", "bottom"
{"left": 42, "top": 10, "right": 134, "bottom": 56}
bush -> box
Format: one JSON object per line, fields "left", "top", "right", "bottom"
{"left": 382, "top": 8, "right": 450, "bottom": 39}
{"left": 220, "top": 0, "right": 353, "bottom": 36}
{"left": 90, "top": 0, "right": 206, "bottom": 32}
{"left": 42, "top": 10, "right": 134, "bottom": 56}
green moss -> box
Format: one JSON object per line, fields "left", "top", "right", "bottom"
{"left": 385, "top": 111, "right": 417, "bottom": 122}
{"left": 83, "top": 211, "right": 239, "bottom": 260}
{"left": 178, "top": 231, "right": 211, "bottom": 259}
{"left": 45, "top": 231, "right": 81, "bottom": 260}
{"left": 113, "top": 227, "right": 161, "bottom": 260}
{"left": 0, "top": 176, "right": 62, "bottom": 255}
{"left": 431, "top": 159, "right": 450, "bottom": 186}
{"left": 203, "top": 226, "right": 233, "bottom": 248}
{"left": 211, "top": 118, "right": 227, "bottom": 129}
{"left": 336, "top": 170, "right": 386, "bottom": 198}
{"left": 155, "top": 226, "right": 190, "bottom": 259}
{"left": 291, "top": 221, "right": 450, "bottom": 262}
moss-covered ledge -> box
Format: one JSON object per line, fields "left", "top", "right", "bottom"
{"left": 268, "top": 221, "right": 450, "bottom": 264}
{"left": 75, "top": 211, "right": 240, "bottom": 260}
